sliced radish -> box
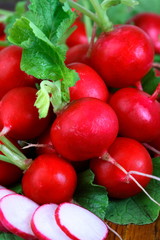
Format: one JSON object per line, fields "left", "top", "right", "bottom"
{"left": 0, "top": 188, "right": 15, "bottom": 232}
{"left": 0, "top": 193, "right": 39, "bottom": 239}
{"left": 31, "top": 203, "right": 72, "bottom": 240}
{"left": 55, "top": 202, "right": 108, "bottom": 240}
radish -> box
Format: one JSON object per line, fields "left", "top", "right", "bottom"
{"left": 31, "top": 203, "right": 72, "bottom": 240}
{"left": 51, "top": 97, "right": 119, "bottom": 161}
{"left": 68, "top": 62, "right": 109, "bottom": 102}
{"left": 90, "top": 24, "right": 154, "bottom": 88}
{"left": 109, "top": 85, "right": 160, "bottom": 142}
{"left": 66, "top": 18, "right": 88, "bottom": 48}
{"left": 127, "top": 12, "right": 160, "bottom": 54}
{"left": 0, "top": 188, "right": 15, "bottom": 232}
{"left": 65, "top": 43, "right": 90, "bottom": 65}
{"left": 90, "top": 137, "right": 153, "bottom": 199}
{"left": 0, "top": 87, "right": 51, "bottom": 140}
{"left": 22, "top": 153, "right": 77, "bottom": 204}
{"left": 0, "top": 46, "right": 37, "bottom": 99}
{"left": 0, "top": 193, "right": 39, "bottom": 239}
{"left": 55, "top": 202, "right": 108, "bottom": 240}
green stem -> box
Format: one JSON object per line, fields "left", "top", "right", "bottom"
{"left": 0, "top": 41, "right": 10, "bottom": 47}
{"left": 0, "top": 144, "right": 29, "bottom": 170}
{"left": 0, "top": 154, "right": 12, "bottom": 164}
{"left": 89, "top": 0, "right": 113, "bottom": 31}
{"left": 0, "top": 136, "right": 25, "bottom": 159}
{"left": 0, "top": 9, "right": 13, "bottom": 17}
{"left": 81, "top": 1, "right": 93, "bottom": 40}
{"left": 59, "top": 0, "right": 101, "bottom": 27}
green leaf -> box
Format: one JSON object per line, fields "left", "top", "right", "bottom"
{"left": 105, "top": 157, "right": 160, "bottom": 225}
{"left": 73, "top": 169, "right": 109, "bottom": 220}
{"left": 0, "top": 232, "right": 23, "bottom": 240}
{"left": 7, "top": 0, "right": 79, "bottom": 115}
{"left": 142, "top": 69, "right": 160, "bottom": 95}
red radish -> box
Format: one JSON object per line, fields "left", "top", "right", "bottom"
{"left": 90, "top": 137, "right": 153, "bottom": 199}
{"left": 66, "top": 18, "right": 88, "bottom": 48}
{"left": 65, "top": 43, "right": 90, "bottom": 65}
{"left": 0, "top": 138, "right": 23, "bottom": 186}
{"left": 90, "top": 25, "right": 154, "bottom": 88}
{"left": 55, "top": 202, "right": 108, "bottom": 240}
{"left": 109, "top": 86, "right": 160, "bottom": 142}
{"left": 0, "top": 188, "right": 15, "bottom": 232}
{"left": 127, "top": 12, "right": 160, "bottom": 54}
{"left": 0, "top": 193, "right": 39, "bottom": 239}
{"left": 51, "top": 97, "right": 119, "bottom": 161}
{"left": 22, "top": 153, "right": 77, "bottom": 204}
{"left": 0, "top": 46, "right": 37, "bottom": 99}
{"left": 0, "top": 160, "right": 22, "bottom": 186}
{"left": 68, "top": 62, "right": 109, "bottom": 102}
{"left": 36, "top": 127, "right": 56, "bottom": 156}
{"left": 31, "top": 203, "right": 72, "bottom": 240}
{"left": 0, "top": 87, "right": 51, "bottom": 140}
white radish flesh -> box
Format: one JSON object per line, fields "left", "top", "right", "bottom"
{"left": 0, "top": 193, "right": 39, "bottom": 239}
{"left": 0, "top": 188, "right": 15, "bottom": 232}
{"left": 31, "top": 203, "right": 72, "bottom": 240}
{"left": 55, "top": 202, "right": 108, "bottom": 240}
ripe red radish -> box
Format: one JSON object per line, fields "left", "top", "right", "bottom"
{"left": 90, "top": 137, "right": 153, "bottom": 199}
{"left": 65, "top": 43, "right": 90, "bottom": 65}
{"left": 109, "top": 86, "right": 160, "bottom": 142}
{"left": 0, "top": 188, "right": 15, "bottom": 232}
{"left": 51, "top": 97, "right": 119, "bottom": 161}
{"left": 0, "top": 193, "right": 39, "bottom": 239}
{"left": 22, "top": 153, "right": 77, "bottom": 204}
{"left": 0, "top": 45, "right": 38, "bottom": 99}
{"left": 68, "top": 62, "right": 109, "bottom": 102}
{"left": 127, "top": 12, "right": 160, "bottom": 54}
{"left": 0, "top": 87, "right": 51, "bottom": 140}
{"left": 66, "top": 18, "right": 88, "bottom": 48}
{"left": 55, "top": 202, "right": 108, "bottom": 240}
{"left": 36, "top": 127, "right": 56, "bottom": 155}
{"left": 90, "top": 24, "right": 154, "bottom": 88}
{"left": 31, "top": 203, "right": 72, "bottom": 240}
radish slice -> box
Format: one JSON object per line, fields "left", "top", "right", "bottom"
{"left": 0, "top": 193, "right": 39, "bottom": 239}
{"left": 0, "top": 188, "right": 15, "bottom": 232}
{"left": 31, "top": 203, "right": 72, "bottom": 240}
{"left": 55, "top": 202, "right": 108, "bottom": 240}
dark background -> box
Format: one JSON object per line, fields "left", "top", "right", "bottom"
{"left": 0, "top": 0, "right": 20, "bottom": 10}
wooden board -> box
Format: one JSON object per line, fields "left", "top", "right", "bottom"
{"left": 106, "top": 216, "right": 160, "bottom": 240}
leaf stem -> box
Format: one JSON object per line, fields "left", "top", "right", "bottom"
{"left": 89, "top": 0, "right": 113, "bottom": 31}
{"left": 59, "top": 0, "right": 100, "bottom": 26}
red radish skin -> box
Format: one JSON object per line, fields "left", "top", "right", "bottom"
{"left": 51, "top": 97, "right": 119, "bottom": 161}
{"left": 22, "top": 153, "right": 77, "bottom": 205}
{"left": 55, "top": 202, "right": 108, "bottom": 240}
{"left": 31, "top": 204, "right": 72, "bottom": 240}
{"left": 90, "top": 137, "right": 153, "bottom": 199}
{"left": 0, "top": 87, "right": 51, "bottom": 140}
{"left": 65, "top": 43, "right": 90, "bottom": 65}
{"left": 0, "top": 160, "right": 22, "bottom": 186}
{"left": 68, "top": 63, "right": 109, "bottom": 102}
{"left": 66, "top": 18, "right": 88, "bottom": 48}
{"left": 0, "top": 188, "right": 15, "bottom": 232}
{"left": 0, "top": 193, "right": 39, "bottom": 239}
{"left": 109, "top": 87, "right": 160, "bottom": 142}
{"left": 128, "top": 12, "right": 160, "bottom": 54}
{"left": 36, "top": 127, "right": 56, "bottom": 156}
{"left": 0, "top": 46, "right": 37, "bottom": 99}
{"left": 90, "top": 25, "right": 154, "bottom": 88}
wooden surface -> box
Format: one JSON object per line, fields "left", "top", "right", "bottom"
{"left": 105, "top": 216, "right": 160, "bottom": 240}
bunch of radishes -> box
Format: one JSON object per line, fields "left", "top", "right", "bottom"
{"left": 0, "top": 0, "right": 160, "bottom": 239}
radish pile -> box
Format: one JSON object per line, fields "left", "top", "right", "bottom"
{"left": 0, "top": 0, "right": 160, "bottom": 239}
